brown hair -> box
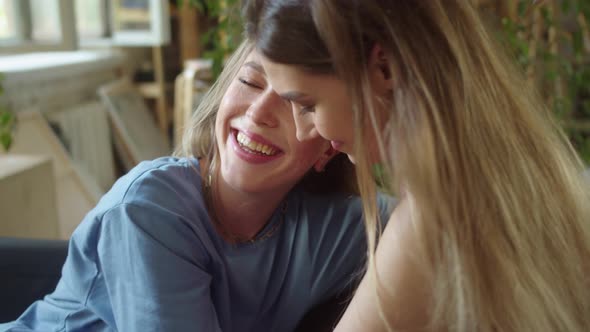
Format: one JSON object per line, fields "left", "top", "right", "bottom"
{"left": 174, "top": 39, "right": 357, "bottom": 194}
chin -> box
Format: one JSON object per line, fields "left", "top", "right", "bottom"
{"left": 223, "top": 174, "right": 272, "bottom": 194}
{"left": 227, "top": 179, "right": 259, "bottom": 193}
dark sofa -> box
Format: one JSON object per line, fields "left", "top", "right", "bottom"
{"left": 0, "top": 237, "right": 68, "bottom": 323}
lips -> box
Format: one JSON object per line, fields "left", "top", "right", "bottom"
{"left": 229, "top": 129, "right": 284, "bottom": 164}
{"left": 330, "top": 140, "right": 344, "bottom": 151}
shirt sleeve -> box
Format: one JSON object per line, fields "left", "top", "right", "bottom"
{"left": 96, "top": 202, "right": 222, "bottom": 332}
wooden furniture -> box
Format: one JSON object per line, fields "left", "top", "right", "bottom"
{"left": 3, "top": 111, "right": 100, "bottom": 239}
{"left": 99, "top": 79, "right": 171, "bottom": 171}
{"left": 173, "top": 59, "right": 212, "bottom": 146}
{"left": 136, "top": 46, "right": 170, "bottom": 135}
{"left": 0, "top": 155, "right": 60, "bottom": 239}
{"left": 137, "top": 1, "right": 203, "bottom": 138}
{"left": 176, "top": 1, "right": 202, "bottom": 64}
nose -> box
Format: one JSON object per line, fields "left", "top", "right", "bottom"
{"left": 245, "top": 90, "right": 280, "bottom": 127}
{"left": 292, "top": 108, "right": 320, "bottom": 141}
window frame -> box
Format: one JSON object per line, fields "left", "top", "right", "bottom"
{"left": 0, "top": 0, "right": 170, "bottom": 53}
{"left": 76, "top": 0, "right": 114, "bottom": 46}
{"left": 110, "top": 0, "right": 170, "bottom": 46}
{"left": 0, "top": 0, "right": 77, "bottom": 54}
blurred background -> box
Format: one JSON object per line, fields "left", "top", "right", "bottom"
{"left": 0, "top": 0, "right": 588, "bottom": 240}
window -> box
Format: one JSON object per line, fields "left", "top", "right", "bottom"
{"left": 0, "top": 0, "right": 17, "bottom": 41}
{"left": 30, "top": 0, "right": 61, "bottom": 42}
{"left": 0, "top": 0, "right": 169, "bottom": 53}
{"left": 75, "top": 0, "right": 110, "bottom": 40}
{"left": 110, "top": 0, "right": 170, "bottom": 46}
{"left": 0, "top": 0, "right": 76, "bottom": 54}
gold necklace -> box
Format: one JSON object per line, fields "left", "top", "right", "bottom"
{"left": 204, "top": 173, "right": 287, "bottom": 245}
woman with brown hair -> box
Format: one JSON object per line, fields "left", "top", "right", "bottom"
{"left": 0, "top": 41, "right": 390, "bottom": 332}
{"left": 244, "top": 1, "right": 590, "bottom": 331}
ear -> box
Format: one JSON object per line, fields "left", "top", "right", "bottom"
{"left": 368, "top": 43, "right": 394, "bottom": 92}
{"left": 313, "top": 145, "right": 339, "bottom": 172}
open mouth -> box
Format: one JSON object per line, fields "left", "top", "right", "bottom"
{"left": 231, "top": 129, "right": 282, "bottom": 157}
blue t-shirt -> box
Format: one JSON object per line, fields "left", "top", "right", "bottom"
{"left": 1, "top": 157, "right": 392, "bottom": 332}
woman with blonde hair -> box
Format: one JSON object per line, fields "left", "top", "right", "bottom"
{"left": 0, "top": 40, "right": 391, "bottom": 332}
{"left": 244, "top": 0, "right": 590, "bottom": 331}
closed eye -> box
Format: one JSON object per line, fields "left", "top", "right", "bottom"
{"left": 238, "top": 78, "right": 262, "bottom": 89}
{"left": 298, "top": 104, "right": 316, "bottom": 115}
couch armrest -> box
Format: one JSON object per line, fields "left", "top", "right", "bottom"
{"left": 0, "top": 237, "right": 68, "bottom": 322}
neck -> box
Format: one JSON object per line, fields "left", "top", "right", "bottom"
{"left": 203, "top": 162, "right": 288, "bottom": 243}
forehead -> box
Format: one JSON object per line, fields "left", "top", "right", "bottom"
{"left": 242, "top": 50, "right": 264, "bottom": 71}
{"left": 246, "top": 49, "right": 258, "bottom": 61}
{"left": 260, "top": 58, "right": 307, "bottom": 89}
{"left": 260, "top": 56, "right": 343, "bottom": 100}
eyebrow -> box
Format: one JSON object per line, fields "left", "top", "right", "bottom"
{"left": 242, "top": 60, "right": 311, "bottom": 102}
{"left": 243, "top": 61, "right": 265, "bottom": 74}
{"left": 279, "top": 91, "right": 309, "bottom": 102}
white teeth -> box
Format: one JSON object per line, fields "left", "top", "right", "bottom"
{"left": 237, "top": 131, "right": 249, "bottom": 145}
{"left": 235, "top": 131, "right": 277, "bottom": 156}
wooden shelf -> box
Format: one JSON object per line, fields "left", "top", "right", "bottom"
{"left": 132, "top": 2, "right": 203, "bottom": 137}
{"left": 0, "top": 154, "right": 60, "bottom": 239}
{"left": 137, "top": 82, "right": 173, "bottom": 98}
{"left": 137, "top": 82, "right": 160, "bottom": 98}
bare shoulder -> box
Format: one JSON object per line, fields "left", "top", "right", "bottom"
{"left": 377, "top": 197, "right": 430, "bottom": 305}
{"left": 335, "top": 198, "right": 432, "bottom": 332}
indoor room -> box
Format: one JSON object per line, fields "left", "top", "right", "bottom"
{"left": 1, "top": 1, "right": 589, "bottom": 331}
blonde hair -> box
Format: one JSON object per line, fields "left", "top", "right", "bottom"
{"left": 245, "top": 1, "right": 590, "bottom": 331}
{"left": 175, "top": 41, "right": 253, "bottom": 167}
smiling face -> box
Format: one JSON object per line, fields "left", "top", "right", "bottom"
{"left": 215, "top": 50, "right": 331, "bottom": 196}
{"left": 260, "top": 58, "right": 358, "bottom": 160}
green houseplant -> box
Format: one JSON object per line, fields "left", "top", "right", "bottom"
{"left": 0, "top": 73, "right": 15, "bottom": 152}
{"left": 182, "top": 0, "right": 242, "bottom": 78}
{"left": 498, "top": 0, "right": 590, "bottom": 162}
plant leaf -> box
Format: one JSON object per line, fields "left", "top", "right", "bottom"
{"left": 0, "top": 132, "right": 12, "bottom": 151}
{"left": 0, "top": 111, "right": 13, "bottom": 127}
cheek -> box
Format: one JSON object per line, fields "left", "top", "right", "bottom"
{"left": 215, "top": 107, "right": 226, "bottom": 145}
{"left": 293, "top": 112, "right": 317, "bottom": 136}
{"left": 218, "top": 83, "right": 250, "bottom": 117}
{"left": 214, "top": 112, "right": 224, "bottom": 142}
{"left": 291, "top": 139, "right": 325, "bottom": 165}
{"left": 314, "top": 110, "right": 352, "bottom": 142}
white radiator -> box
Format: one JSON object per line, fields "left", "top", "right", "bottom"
{"left": 47, "top": 101, "right": 116, "bottom": 194}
